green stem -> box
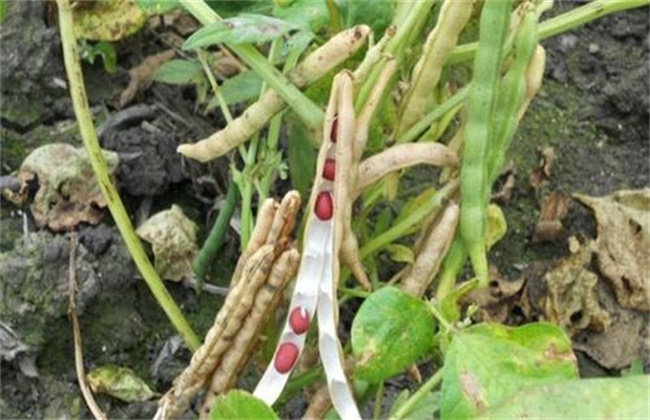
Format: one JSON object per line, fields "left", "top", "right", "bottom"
{"left": 56, "top": 0, "right": 199, "bottom": 351}
{"left": 448, "top": 0, "right": 650, "bottom": 64}
{"left": 360, "top": 180, "right": 458, "bottom": 259}
{"left": 181, "top": 0, "right": 324, "bottom": 132}
{"left": 397, "top": 85, "right": 470, "bottom": 144}
{"left": 193, "top": 181, "right": 239, "bottom": 282}
{"left": 393, "top": 368, "right": 444, "bottom": 420}
{"left": 197, "top": 49, "right": 233, "bottom": 124}
{"left": 373, "top": 381, "right": 385, "bottom": 420}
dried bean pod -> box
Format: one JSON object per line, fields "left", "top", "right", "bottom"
{"left": 231, "top": 198, "right": 277, "bottom": 287}
{"left": 177, "top": 26, "right": 370, "bottom": 162}
{"left": 200, "top": 249, "right": 300, "bottom": 417}
{"left": 355, "top": 143, "right": 458, "bottom": 195}
{"left": 156, "top": 245, "right": 275, "bottom": 419}
{"left": 460, "top": 0, "right": 513, "bottom": 287}
{"left": 397, "top": 0, "right": 474, "bottom": 136}
{"left": 401, "top": 203, "right": 459, "bottom": 297}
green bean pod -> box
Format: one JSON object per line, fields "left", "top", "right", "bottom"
{"left": 460, "top": 0, "right": 513, "bottom": 287}
{"left": 487, "top": 4, "right": 540, "bottom": 184}
{"left": 435, "top": 235, "right": 467, "bottom": 300}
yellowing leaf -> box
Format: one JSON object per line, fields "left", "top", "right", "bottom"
{"left": 385, "top": 244, "right": 414, "bottom": 264}
{"left": 136, "top": 205, "right": 198, "bottom": 281}
{"left": 485, "top": 203, "right": 507, "bottom": 250}
{"left": 74, "top": 0, "right": 147, "bottom": 41}
{"left": 87, "top": 365, "right": 157, "bottom": 403}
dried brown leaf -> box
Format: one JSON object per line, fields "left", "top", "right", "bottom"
{"left": 532, "top": 239, "right": 611, "bottom": 335}
{"left": 136, "top": 205, "right": 198, "bottom": 281}
{"left": 18, "top": 144, "right": 118, "bottom": 231}
{"left": 529, "top": 146, "right": 555, "bottom": 189}
{"left": 575, "top": 189, "right": 650, "bottom": 311}
{"left": 532, "top": 192, "right": 571, "bottom": 243}
{"left": 119, "top": 49, "right": 175, "bottom": 108}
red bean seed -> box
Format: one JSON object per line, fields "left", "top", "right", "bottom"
{"left": 330, "top": 115, "right": 338, "bottom": 143}
{"left": 314, "top": 192, "right": 333, "bottom": 220}
{"left": 322, "top": 159, "right": 336, "bottom": 181}
{"left": 289, "top": 307, "right": 310, "bottom": 334}
{"left": 274, "top": 342, "right": 299, "bottom": 374}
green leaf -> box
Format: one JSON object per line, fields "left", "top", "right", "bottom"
{"left": 86, "top": 365, "right": 157, "bottom": 403}
{"left": 183, "top": 14, "right": 302, "bottom": 50}
{"left": 219, "top": 71, "right": 264, "bottom": 105}
{"left": 209, "top": 390, "right": 278, "bottom": 419}
{"left": 273, "top": 0, "right": 331, "bottom": 32}
{"left": 153, "top": 59, "right": 203, "bottom": 85}
{"left": 280, "top": 30, "right": 314, "bottom": 58}
{"left": 0, "top": 0, "right": 7, "bottom": 24}
{"left": 136, "top": 0, "right": 180, "bottom": 15}
{"left": 345, "top": 0, "right": 395, "bottom": 35}
{"left": 440, "top": 323, "right": 579, "bottom": 418}
{"left": 286, "top": 116, "right": 316, "bottom": 197}
{"left": 352, "top": 287, "right": 436, "bottom": 383}
{"left": 385, "top": 243, "right": 414, "bottom": 264}
{"left": 486, "top": 375, "right": 650, "bottom": 418}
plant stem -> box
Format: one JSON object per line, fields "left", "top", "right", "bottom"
{"left": 56, "top": 0, "right": 199, "bottom": 351}
{"left": 360, "top": 180, "right": 459, "bottom": 259}
{"left": 193, "top": 181, "right": 239, "bottom": 283}
{"left": 448, "top": 0, "right": 650, "bottom": 64}
{"left": 398, "top": 85, "right": 470, "bottom": 144}
{"left": 393, "top": 368, "right": 444, "bottom": 420}
{"left": 373, "top": 381, "right": 385, "bottom": 420}
{"left": 181, "top": 0, "right": 324, "bottom": 132}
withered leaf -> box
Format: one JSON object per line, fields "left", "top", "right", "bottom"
{"left": 533, "top": 192, "right": 571, "bottom": 243}
{"left": 575, "top": 189, "right": 650, "bottom": 312}
{"left": 529, "top": 146, "right": 555, "bottom": 189}
{"left": 119, "top": 49, "right": 176, "bottom": 108}
{"left": 136, "top": 205, "right": 198, "bottom": 281}
{"left": 534, "top": 239, "right": 611, "bottom": 335}
{"left": 18, "top": 144, "right": 118, "bottom": 231}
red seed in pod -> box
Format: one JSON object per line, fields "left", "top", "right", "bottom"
{"left": 289, "top": 307, "right": 310, "bottom": 334}
{"left": 274, "top": 342, "right": 299, "bottom": 374}
{"left": 322, "top": 159, "right": 336, "bottom": 181}
{"left": 330, "top": 115, "right": 338, "bottom": 143}
{"left": 314, "top": 192, "right": 333, "bottom": 220}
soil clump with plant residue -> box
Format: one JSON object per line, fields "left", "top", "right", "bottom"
{"left": 0, "top": 1, "right": 648, "bottom": 417}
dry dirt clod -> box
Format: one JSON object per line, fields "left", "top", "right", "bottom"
{"left": 16, "top": 143, "right": 119, "bottom": 231}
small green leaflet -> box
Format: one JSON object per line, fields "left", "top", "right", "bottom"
{"left": 352, "top": 287, "right": 435, "bottom": 383}
{"left": 183, "top": 14, "right": 305, "bottom": 50}
{"left": 86, "top": 365, "right": 157, "bottom": 403}
{"left": 154, "top": 59, "right": 203, "bottom": 85}
{"left": 136, "top": 0, "right": 180, "bottom": 15}
{"left": 209, "top": 390, "right": 278, "bottom": 419}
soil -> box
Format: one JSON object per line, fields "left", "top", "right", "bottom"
{"left": 1, "top": 1, "right": 648, "bottom": 418}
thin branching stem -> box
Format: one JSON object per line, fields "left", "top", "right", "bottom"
{"left": 56, "top": 0, "right": 199, "bottom": 350}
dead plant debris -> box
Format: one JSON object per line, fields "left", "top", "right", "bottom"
{"left": 14, "top": 144, "right": 118, "bottom": 231}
